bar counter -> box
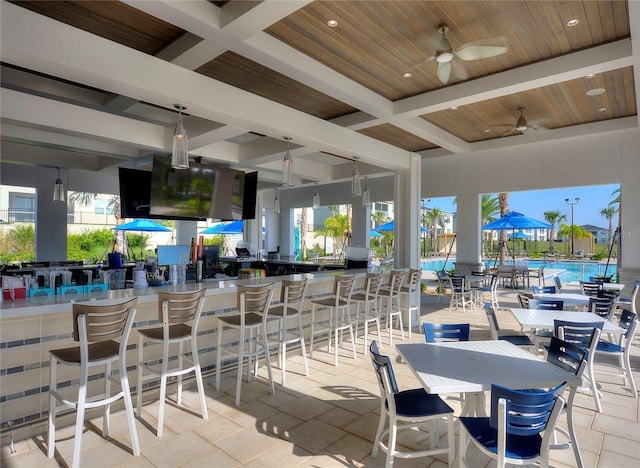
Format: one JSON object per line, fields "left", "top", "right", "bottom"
{"left": 0, "top": 270, "right": 369, "bottom": 435}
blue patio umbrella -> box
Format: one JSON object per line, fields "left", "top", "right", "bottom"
{"left": 113, "top": 219, "right": 172, "bottom": 258}
{"left": 509, "top": 231, "right": 532, "bottom": 239}
{"left": 200, "top": 220, "right": 244, "bottom": 235}
{"left": 374, "top": 220, "right": 428, "bottom": 233}
{"left": 370, "top": 230, "right": 383, "bottom": 238}
{"left": 483, "top": 212, "right": 550, "bottom": 262}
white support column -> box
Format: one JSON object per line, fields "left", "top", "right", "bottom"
{"left": 175, "top": 220, "right": 197, "bottom": 246}
{"left": 393, "top": 153, "right": 421, "bottom": 269}
{"left": 454, "top": 193, "right": 483, "bottom": 274}
{"left": 35, "top": 167, "right": 68, "bottom": 262}
{"left": 619, "top": 181, "right": 640, "bottom": 284}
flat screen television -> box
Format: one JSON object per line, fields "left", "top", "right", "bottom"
{"left": 149, "top": 156, "right": 246, "bottom": 220}
{"left": 242, "top": 171, "right": 258, "bottom": 220}
{"left": 157, "top": 245, "right": 191, "bottom": 266}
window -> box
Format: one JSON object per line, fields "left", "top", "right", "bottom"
{"left": 10, "top": 192, "right": 35, "bottom": 222}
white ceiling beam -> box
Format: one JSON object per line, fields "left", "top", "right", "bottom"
{"left": 628, "top": 0, "right": 640, "bottom": 127}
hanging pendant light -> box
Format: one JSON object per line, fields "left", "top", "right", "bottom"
{"left": 171, "top": 104, "right": 189, "bottom": 169}
{"left": 351, "top": 156, "right": 362, "bottom": 196}
{"left": 362, "top": 177, "right": 371, "bottom": 208}
{"left": 274, "top": 189, "right": 280, "bottom": 213}
{"left": 312, "top": 184, "right": 320, "bottom": 210}
{"left": 281, "top": 136, "right": 293, "bottom": 186}
{"left": 53, "top": 167, "right": 65, "bottom": 202}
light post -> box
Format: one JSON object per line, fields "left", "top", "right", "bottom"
{"left": 565, "top": 197, "right": 579, "bottom": 256}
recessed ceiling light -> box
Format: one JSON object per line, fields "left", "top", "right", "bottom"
{"left": 327, "top": 19, "right": 338, "bottom": 28}
{"left": 451, "top": 106, "right": 458, "bottom": 110}
{"left": 585, "top": 73, "right": 596, "bottom": 79}
{"left": 483, "top": 128, "right": 491, "bottom": 133}
{"left": 598, "top": 107, "right": 607, "bottom": 112}
{"left": 566, "top": 19, "right": 579, "bottom": 27}
{"left": 403, "top": 72, "right": 412, "bottom": 79}
{"left": 586, "top": 88, "right": 605, "bottom": 96}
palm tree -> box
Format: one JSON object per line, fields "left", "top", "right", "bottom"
{"left": 599, "top": 206, "right": 617, "bottom": 251}
{"left": 543, "top": 210, "right": 567, "bottom": 254}
{"left": 371, "top": 210, "right": 387, "bottom": 228}
{"left": 609, "top": 186, "right": 621, "bottom": 264}
{"left": 424, "top": 207, "right": 446, "bottom": 253}
{"left": 498, "top": 192, "right": 510, "bottom": 265}
{"left": 481, "top": 194, "right": 500, "bottom": 256}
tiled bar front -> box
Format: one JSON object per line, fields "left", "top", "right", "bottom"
{"left": 0, "top": 271, "right": 366, "bottom": 439}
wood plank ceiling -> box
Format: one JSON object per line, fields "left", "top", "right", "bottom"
{"left": 2, "top": 0, "right": 637, "bottom": 174}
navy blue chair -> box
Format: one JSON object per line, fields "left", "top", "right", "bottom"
{"left": 484, "top": 304, "right": 535, "bottom": 349}
{"left": 589, "top": 297, "right": 616, "bottom": 320}
{"left": 594, "top": 310, "right": 638, "bottom": 399}
{"left": 423, "top": 322, "right": 470, "bottom": 342}
{"left": 532, "top": 285, "right": 556, "bottom": 294}
{"left": 553, "top": 275, "right": 563, "bottom": 293}
{"left": 459, "top": 382, "right": 566, "bottom": 467}
{"left": 369, "top": 341, "right": 454, "bottom": 467}
{"left": 554, "top": 319, "right": 603, "bottom": 412}
{"left": 580, "top": 281, "right": 603, "bottom": 297}
{"left": 529, "top": 299, "right": 564, "bottom": 310}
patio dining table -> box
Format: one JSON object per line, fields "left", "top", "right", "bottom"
{"left": 509, "top": 308, "right": 624, "bottom": 337}
{"left": 396, "top": 340, "right": 584, "bottom": 466}
{"left": 532, "top": 292, "right": 592, "bottom": 308}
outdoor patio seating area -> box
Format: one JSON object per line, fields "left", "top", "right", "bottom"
{"left": 1, "top": 287, "right": 638, "bottom": 467}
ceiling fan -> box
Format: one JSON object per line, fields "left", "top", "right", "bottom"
{"left": 502, "top": 108, "right": 551, "bottom": 136}
{"left": 410, "top": 23, "right": 508, "bottom": 84}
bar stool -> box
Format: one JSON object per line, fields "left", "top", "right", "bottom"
{"left": 309, "top": 274, "right": 356, "bottom": 367}
{"left": 48, "top": 297, "right": 139, "bottom": 468}
{"left": 378, "top": 270, "right": 405, "bottom": 345}
{"left": 267, "top": 278, "right": 309, "bottom": 385}
{"left": 351, "top": 271, "right": 383, "bottom": 355}
{"left": 399, "top": 268, "right": 421, "bottom": 339}
{"left": 216, "top": 283, "right": 275, "bottom": 406}
{"left": 136, "top": 289, "right": 208, "bottom": 436}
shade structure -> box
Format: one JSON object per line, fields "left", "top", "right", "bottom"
{"left": 200, "top": 220, "right": 244, "bottom": 235}
{"left": 113, "top": 219, "right": 172, "bottom": 258}
{"left": 482, "top": 211, "right": 551, "bottom": 231}
{"left": 374, "top": 220, "right": 427, "bottom": 233}
{"left": 370, "top": 230, "right": 383, "bottom": 238}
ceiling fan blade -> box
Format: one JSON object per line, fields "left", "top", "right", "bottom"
{"left": 455, "top": 44, "right": 508, "bottom": 61}
{"left": 451, "top": 60, "right": 469, "bottom": 81}
{"left": 436, "top": 61, "right": 451, "bottom": 84}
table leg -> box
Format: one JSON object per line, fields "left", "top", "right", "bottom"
{"left": 460, "top": 392, "right": 487, "bottom": 417}
{"left": 566, "top": 387, "right": 584, "bottom": 468}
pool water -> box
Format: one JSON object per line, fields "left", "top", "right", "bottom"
{"left": 421, "top": 258, "right": 617, "bottom": 283}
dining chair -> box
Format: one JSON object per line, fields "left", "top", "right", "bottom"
{"left": 527, "top": 337, "right": 587, "bottom": 461}
{"left": 615, "top": 280, "right": 639, "bottom": 315}
{"left": 478, "top": 273, "right": 500, "bottom": 309}
{"left": 378, "top": 270, "right": 405, "bottom": 345}
{"left": 484, "top": 304, "right": 535, "bottom": 350}
{"left": 216, "top": 283, "right": 275, "bottom": 406}
{"left": 580, "top": 281, "right": 603, "bottom": 297}
{"left": 589, "top": 296, "right": 616, "bottom": 320}
{"left": 554, "top": 319, "right": 603, "bottom": 412}
{"left": 266, "top": 278, "right": 309, "bottom": 385}
{"left": 529, "top": 299, "right": 564, "bottom": 310}
{"left": 351, "top": 271, "right": 383, "bottom": 355}
{"left": 309, "top": 274, "right": 357, "bottom": 366}
{"left": 517, "top": 292, "right": 533, "bottom": 309}
{"left": 48, "top": 297, "right": 140, "bottom": 468}
{"left": 529, "top": 264, "right": 546, "bottom": 287}
{"left": 137, "top": 289, "right": 208, "bottom": 435}
{"left": 435, "top": 270, "right": 450, "bottom": 304}
{"left": 594, "top": 310, "right": 638, "bottom": 399}
{"left": 369, "top": 341, "right": 454, "bottom": 468}
{"left": 553, "top": 275, "right": 563, "bottom": 293}
{"left": 458, "top": 382, "right": 566, "bottom": 468}
{"left": 422, "top": 322, "right": 470, "bottom": 342}
{"left": 532, "top": 285, "right": 556, "bottom": 294}
{"left": 399, "top": 268, "right": 422, "bottom": 338}
{"left": 448, "top": 274, "right": 474, "bottom": 312}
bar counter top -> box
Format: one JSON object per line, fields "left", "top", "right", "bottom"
{"left": 0, "top": 269, "right": 369, "bottom": 318}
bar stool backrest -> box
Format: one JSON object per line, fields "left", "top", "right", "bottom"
{"left": 157, "top": 289, "right": 206, "bottom": 325}
{"left": 73, "top": 297, "right": 138, "bottom": 343}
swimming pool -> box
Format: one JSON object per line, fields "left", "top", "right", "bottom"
{"left": 420, "top": 258, "right": 617, "bottom": 283}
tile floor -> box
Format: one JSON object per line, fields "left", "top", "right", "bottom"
{"left": 1, "top": 287, "right": 639, "bottom": 467}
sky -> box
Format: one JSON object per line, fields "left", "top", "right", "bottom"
{"left": 426, "top": 183, "right": 620, "bottom": 229}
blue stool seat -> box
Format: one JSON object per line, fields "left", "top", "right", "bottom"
{"left": 393, "top": 388, "right": 454, "bottom": 417}
{"left": 596, "top": 340, "right": 623, "bottom": 353}
{"left": 498, "top": 334, "right": 535, "bottom": 347}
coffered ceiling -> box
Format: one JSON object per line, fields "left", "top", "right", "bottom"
{"left": 1, "top": 0, "right": 638, "bottom": 188}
